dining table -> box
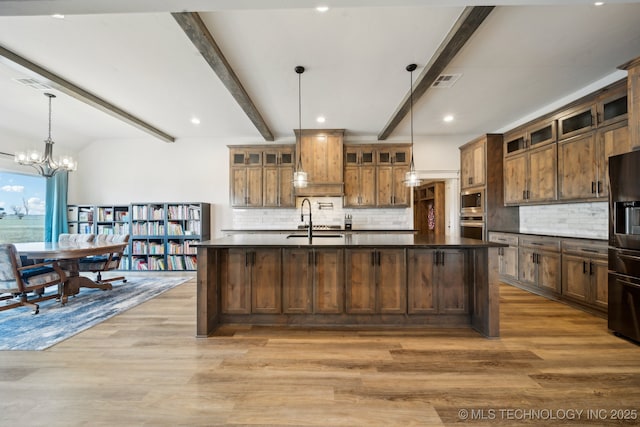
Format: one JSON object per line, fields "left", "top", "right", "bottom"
{"left": 14, "top": 240, "right": 129, "bottom": 304}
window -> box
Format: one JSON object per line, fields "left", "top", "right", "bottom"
{"left": 0, "top": 171, "right": 46, "bottom": 243}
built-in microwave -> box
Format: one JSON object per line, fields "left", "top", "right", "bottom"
{"left": 460, "top": 189, "right": 484, "bottom": 215}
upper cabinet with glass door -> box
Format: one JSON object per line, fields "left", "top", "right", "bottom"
{"left": 557, "top": 80, "right": 627, "bottom": 140}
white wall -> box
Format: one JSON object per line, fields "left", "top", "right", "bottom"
{"left": 70, "top": 137, "right": 233, "bottom": 237}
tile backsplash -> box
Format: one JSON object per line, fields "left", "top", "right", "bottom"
{"left": 232, "top": 197, "right": 412, "bottom": 230}
{"left": 519, "top": 202, "right": 608, "bottom": 239}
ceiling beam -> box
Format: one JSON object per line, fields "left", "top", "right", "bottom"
{"left": 0, "top": 44, "right": 175, "bottom": 143}
{"left": 172, "top": 12, "right": 275, "bottom": 141}
{"left": 378, "top": 6, "right": 494, "bottom": 140}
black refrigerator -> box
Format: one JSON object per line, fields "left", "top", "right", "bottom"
{"left": 608, "top": 149, "right": 640, "bottom": 343}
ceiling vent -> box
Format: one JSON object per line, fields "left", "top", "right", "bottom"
{"left": 431, "top": 73, "right": 462, "bottom": 88}
{"left": 13, "top": 78, "right": 53, "bottom": 91}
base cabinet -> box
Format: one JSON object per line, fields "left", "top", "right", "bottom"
{"left": 518, "top": 236, "right": 561, "bottom": 295}
{"left": 407, "top": 249, "right": 468, "bottom": 314}
{"left": 345, "top": 249, "right": 406, "bottom": 314}
{"left": 561, "top": 240, "right": 608, "bottom": 312}
{"left": 221, "top": 249, "right": 282, "bottom": 314}
{"left": 282, "top": 248, "right": 344, "bottom": 314}
{"left": 488, "top": 232, "right": 519, "bottom": 283}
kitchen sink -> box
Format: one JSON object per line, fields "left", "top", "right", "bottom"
{"left": 286, "top": 234, "right": 343, "bottom": 239}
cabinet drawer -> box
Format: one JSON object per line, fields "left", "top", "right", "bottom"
{"left": 520, "top": 236, "right": 560, "bottom": 252}
{"left": 561, "top": 240, "right": 608, "bottom": 257}
{"left": 488, "top": 232, "right": 518, "bottom": 246}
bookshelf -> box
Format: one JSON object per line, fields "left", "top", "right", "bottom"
{"left": 129, "top": 202, "right": 210, "bottom": 272}
{"left": 66, "top": 202, "right": 210, "bottom": 272}
{"left": 67, "top": 205, "right": 95, "bottom": 235}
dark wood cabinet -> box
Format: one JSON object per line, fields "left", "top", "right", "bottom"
{"left": 561, "top": 239, "right": 608, "bottom": 313}
{"left": 282, "top": 248, "right": 344, "bottom": 314}
{"left": 221, "top": 248, "right": 281, "bottom": 314}
{"left": 460, "top": 138, "right": 485, "bottom": 189}
{"left": 229, "top": 145, "right": 295, "bottom": 208}
{"left": 619, "top": 57, "right": 640, "bottom": 150}
{"left": 344, "top": 143, "right": 411, "bottom": 208}
{"left": 407, "top": 249, "right": 467, "bottom": 314}
{"left": 488, "top": 232, "right": 519, "bottom": 283}
{"left": 229, "top": 148, "right": 263, "bottom": 208}
{"left": 518, "top": 236, "right": 561, "bottom": 296}
{"left": 263, "top": 146, "right": 295, "bottom": 207}
{"left": 504, "top": 143, "right": 557, "bottom": 205}
{"left": 345, "top": 248, "right": 406, "bottom": 314}
{"left": 558, "top": 121, "right": 630, "bottom": 201}
{"left": 295, "top": 129, "right": 344, "bottom": 196}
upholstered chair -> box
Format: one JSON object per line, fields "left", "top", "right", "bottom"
{"left": 78, "top": 234, "right": 130, "bottom": 284}
{"left": 58, "top": 233, "right": 95, "bottom": 244}
{"left": 0, "top": 244, "right": 66, "bottom": 314}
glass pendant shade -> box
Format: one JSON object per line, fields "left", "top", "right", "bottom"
{"left": 14, "top": 93, "right": 77, "bottom": 178}
{"left": 405, "top": 168, "right": 421, "bottom": 187}
{"left": 293, "top": 170, "right": 308, "bottom": 188}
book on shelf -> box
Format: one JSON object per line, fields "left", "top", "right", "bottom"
{"left": 78, "top": 208, "right": 93, "bottom": 222}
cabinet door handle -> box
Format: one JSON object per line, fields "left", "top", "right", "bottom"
{"left": 308, "top": 251, "right": 313, "bottom": 265}
{"left": 440, "top": 251, "right": 445, "bottom": 266}
{"left": 245, "top": 252, "right": 250, "bottom": 266}
{"left": 433, "top": 251, "right": 438, "bottom": 266}
{"left": 589, "top": 262, "right": 594, "bottom": 276}
{"left": 597, "top": 181, "right": 602, "bottom": 194}
{"left": 469, "top": 177, "right": 473, "bottom": 185}
{"left": 583, "top": 261, "right": 587, "bottom": 274}
{"left": 523, "top": 190, "right": 527, "bottom": 200}
{"left": 251, "top": 252, "right": 256, "bottom": 266}
{"left": 591, "top": 181, "right": 596, "bottom": 194}
{"left": 376, "top": 251, "right": 381, "bottom": 266}
{"left": 371, "top": 252, "right": 376, "bottom": 266}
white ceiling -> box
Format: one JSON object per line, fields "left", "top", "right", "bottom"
{"left": 0, "top": 0, "right": 640, "bottom": 154}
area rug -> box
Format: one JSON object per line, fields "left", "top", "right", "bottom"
{"left": 0, "top": 276, "right": 190, "bottom": 351}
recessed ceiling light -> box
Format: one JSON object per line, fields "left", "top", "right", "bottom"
{"left": 594, "top": 2, "right": 604, "bottom": 6}
{"left": 316, "top": 116, "right": 326, "bottom": 123}
{"left": 443, "top": 115, "right": 454, "bottom": 123}
{"left": 51, "top": 14, "right": 65, "bottom": 19}
{"left": 316, "top": 6, "right": 329, "bottom": 13}
{"left": 191, "top": 117, "right": 201, "bottom": 125}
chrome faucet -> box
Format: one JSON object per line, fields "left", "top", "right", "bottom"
{"left": 301, "top": 198, "right": 312, "bottom": 240}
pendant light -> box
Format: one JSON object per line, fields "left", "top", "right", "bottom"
{"left": 15, "top": 92, "right": 77, "bottom": 178}
{"left": 404, "top": 63, "right": 422, "bottom": 187}
{"left": 292, "top": 65, "right": 308, "bottom": 188}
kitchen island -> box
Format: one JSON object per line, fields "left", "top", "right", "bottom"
{"left": 195, "top": 234, "right": 505, "bottom": 338}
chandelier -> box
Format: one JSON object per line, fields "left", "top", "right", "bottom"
{"left": 15, "top": 92, "right": 77, "bottom": 178}
{"left": 404, "top": 63, "right": 422, "bottom": 187}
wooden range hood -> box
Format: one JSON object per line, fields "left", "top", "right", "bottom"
{"left": 294, "top": 129, "right": 345, "bottom": 197}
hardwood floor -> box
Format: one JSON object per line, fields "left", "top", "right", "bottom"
{"left": 1, "top": 279, "right": 639, "bottom": 426}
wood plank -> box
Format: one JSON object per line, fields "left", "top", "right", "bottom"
{"left": 378, "top": 6, "right": 494, "bottom": 140}
{"left": 172, "top": 12, "right": 275, "bottom": 141}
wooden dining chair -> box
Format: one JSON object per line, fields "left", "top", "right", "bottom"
{"left": 0, "top": 244, "right": 66, "bottom": 314}
{"left": 78, "top": 234, "right": 130, "bottom": 285}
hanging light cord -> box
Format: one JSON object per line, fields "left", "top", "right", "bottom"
{"left": 297, "top": 69, "right": 302, "bottom": 170}
{"left": 409, "top": 66, "right": 414, "bottom": 169}
{"left": 47, "top": 93, "right": 53, "bottom": 143}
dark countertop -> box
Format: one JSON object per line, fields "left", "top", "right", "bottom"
{"left": 221, "top": 228, "right": 417, "bottom": 234}
{"left": 197, "top": 234, "right": 506, "bottom": 249}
